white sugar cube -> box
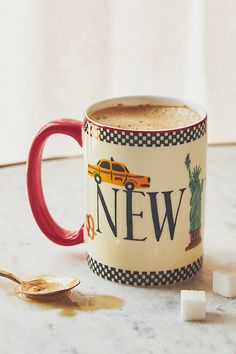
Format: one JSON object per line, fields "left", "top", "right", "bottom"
{"left": 181, "top": 290, "right": 206, "bottom": 321}
{"left": 213, "top": 270, "right": 236, "bottom": 298}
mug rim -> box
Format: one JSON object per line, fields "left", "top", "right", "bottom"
{"left": 84, "top": 95, "right": 207, "bottom": 133}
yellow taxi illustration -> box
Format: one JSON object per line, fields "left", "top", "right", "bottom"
{"left": 88, "top": 157, "right": 151, "bottom": 190}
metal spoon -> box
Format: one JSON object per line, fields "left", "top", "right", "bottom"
{"left": 0, "top": 269, "right": 80, "bottom": 297}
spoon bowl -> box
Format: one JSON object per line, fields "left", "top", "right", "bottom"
{"left": 0, "top": 269, "right": 80, "bottom": 297}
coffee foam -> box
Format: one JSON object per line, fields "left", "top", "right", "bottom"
{"left": 90, "top": 104, "right": 201, "bottom": 130}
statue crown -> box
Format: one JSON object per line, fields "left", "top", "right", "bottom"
{"left": 192, "top": 165, "right": 201, "bottom": 179}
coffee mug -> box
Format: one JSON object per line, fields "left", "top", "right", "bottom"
{"left": 27, "top": 96, "right": 207, "bottom": 287}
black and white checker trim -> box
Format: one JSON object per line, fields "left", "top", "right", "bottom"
{"left": 84, "top": 119, "right": 207, "bottom": 147}
{"left": 87, "top": 255, "right": 203, "bottom": 286}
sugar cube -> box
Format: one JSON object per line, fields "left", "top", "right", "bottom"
{"left": 181, "top": 290, "right": 206, "bottom": 321}
{"left": 213, "top": 270, "right": 236, "bottom": 298}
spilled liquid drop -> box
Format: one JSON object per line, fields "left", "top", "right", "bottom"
{"left": 17, "top": 290, "right": 123, "bottom": 317}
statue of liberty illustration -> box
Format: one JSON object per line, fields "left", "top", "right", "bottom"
{"left": 185, "top": 153, "right": 204, "bottom": 251}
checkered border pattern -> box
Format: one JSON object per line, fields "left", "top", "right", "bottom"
{"left": 87, "top": 255, "right": 203, "bottom": 286}
{"left": 84, "top": 119, "right": 207, "bottom": 147}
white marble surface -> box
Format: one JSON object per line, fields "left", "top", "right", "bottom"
{"left": 0, "top": 146, "right": 236, "bottom": 354}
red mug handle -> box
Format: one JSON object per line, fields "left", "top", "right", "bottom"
{"left": 27, "top": 119, "right": 84, "bottom": 246}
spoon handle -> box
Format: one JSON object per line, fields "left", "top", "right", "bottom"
{"left": 0, "top": 269, "right": 22, "bottom": 284}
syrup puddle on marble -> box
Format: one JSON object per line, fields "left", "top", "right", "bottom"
{"left": 17, "top": 290, "right": 124, "bottom": 316}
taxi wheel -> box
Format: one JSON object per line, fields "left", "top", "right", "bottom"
{"left": 125, "top": 182, "right": 135, "bottom": 191}
{"left": 94, "top": 174, "right": 102, "bottom": 184}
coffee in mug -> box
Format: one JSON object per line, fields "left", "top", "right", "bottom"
{"left": 91, "top": 104, "right": 200, "bottom": 130}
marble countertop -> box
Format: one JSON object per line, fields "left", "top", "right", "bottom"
{"left": 0, "top": 146, "right": 236, "bottom": 354}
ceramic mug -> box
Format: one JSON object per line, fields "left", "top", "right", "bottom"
{"left": 27, "top": 96, "right": 207, "bottom": 287}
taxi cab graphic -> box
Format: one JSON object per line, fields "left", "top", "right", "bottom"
{"left": 88, "top": 157, "right": 151, "bottom": 190}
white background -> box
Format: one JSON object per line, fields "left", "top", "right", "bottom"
{"left": 1, "top": 0, "right": 236, "bottom": 165}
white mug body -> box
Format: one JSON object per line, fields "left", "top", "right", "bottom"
{"left": 83, "top": 96, "right": 207, "bottom": 287}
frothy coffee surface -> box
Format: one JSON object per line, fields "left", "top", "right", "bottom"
{"left": 90, "top": 105, "right": 200, "bottom": 130}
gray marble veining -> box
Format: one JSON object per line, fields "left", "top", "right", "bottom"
{"left": 0, "top": 146, "right": 236, "bottom": 354}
